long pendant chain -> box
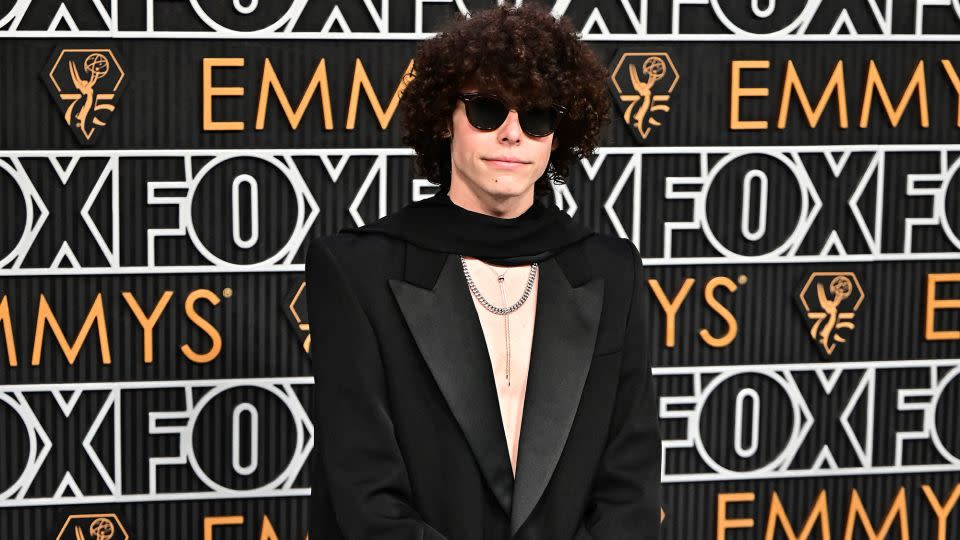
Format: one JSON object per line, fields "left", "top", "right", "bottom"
{"left": 495, "top": 271, "right": 511, "bottom": 387}
{"left": 461, "top": 256, "right": 538, "bottom": 386}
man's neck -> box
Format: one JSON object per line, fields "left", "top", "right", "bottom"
{"left": 447, "top": 182, "right": 534, "bottom": 219}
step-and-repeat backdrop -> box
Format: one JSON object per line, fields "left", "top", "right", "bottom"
{"left": 3, "top": 1, "right": 960, "bottom": 538}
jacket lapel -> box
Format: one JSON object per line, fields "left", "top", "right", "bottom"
{"left": 388, "top": 250, "right": 515, "bottom": 517}
{"left": 510, "top": 255, "right": 604, "bottom": 536}
{"left": 387, "top": 244, "right": 604, "bottom": 534}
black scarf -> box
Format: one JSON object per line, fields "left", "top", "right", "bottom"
{"left": 340, "top": 191, "right": 595, "bottom": 265}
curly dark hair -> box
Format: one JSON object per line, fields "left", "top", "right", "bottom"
{"left": 399, "top": 3, "right": 610, "bottom": 199}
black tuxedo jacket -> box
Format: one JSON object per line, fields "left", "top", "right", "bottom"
{"left": 305, "top": 230, "right": 661, "bottom": 540}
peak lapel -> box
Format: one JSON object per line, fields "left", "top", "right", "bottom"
{"left": 388, "top": 252, "right": 515, "bottom": 517}
{"left": 510, "top": 257, "right": 604, "bottom": 536}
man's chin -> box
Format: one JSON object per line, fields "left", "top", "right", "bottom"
{"left": 486, "top": 176, "right": 535, "bottom": 193}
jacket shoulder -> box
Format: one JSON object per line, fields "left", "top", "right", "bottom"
{"left": 305, "top": 231, "right": 406, "bottom": 302}
{"left": 308, "top": 231, "right": 403, "bottom": 267}
{"left": 580, "top": 232, "right": 637, "bottom": 256}
{"left": 574, "top": 233, "right": 639, "bottom": 276}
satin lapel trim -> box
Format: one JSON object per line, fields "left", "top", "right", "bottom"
{"left": 510, "top": 257, "right": 604, "bottom": 536}
{"left": 388, "top": 254, "right": 515, "bottom": 517}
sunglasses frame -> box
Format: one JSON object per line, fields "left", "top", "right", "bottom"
{"left": 456, "top": 92, "right": 567, "bottom": 137}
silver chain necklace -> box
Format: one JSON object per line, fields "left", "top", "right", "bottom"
{"left": 460, "top": 255, "right": 538, "bottom": 386}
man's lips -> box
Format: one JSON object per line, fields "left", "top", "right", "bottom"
{"left": 484, "top": 155, "right": 529, "bottom": 163}
{"left": 483, "top": 157, "right": 530, "bottom": 169}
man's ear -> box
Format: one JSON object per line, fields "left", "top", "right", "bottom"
{"left": 551, "top": 137, "right": 559, "bottom": 151}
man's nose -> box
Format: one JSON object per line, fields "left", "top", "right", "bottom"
{"left": 498, "top": 109, "right": 523, "bottom": 142}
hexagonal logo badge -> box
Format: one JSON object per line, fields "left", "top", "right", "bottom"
{"left": 55, "top": 513, "right": 128, "bottom": 540}
{"left": 607, "top": 51, "right": 679, "bottom": 142}
{"left": 796, "top": 272, "right": 865, "bottom": 359}
{"left": 285, "top": 280, "right": 311, "bottom": 354}
{"left": 43, "top": 48, "right": 127, "bottom": 145}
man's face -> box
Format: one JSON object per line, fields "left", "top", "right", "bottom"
{"left": 447, "top": 90, "right": 559, "bottom": 202}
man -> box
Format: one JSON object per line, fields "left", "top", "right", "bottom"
{"left": 306, "top": 4, "right": 661, "bottom": 539}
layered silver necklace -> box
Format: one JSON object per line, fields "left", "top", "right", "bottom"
{"left": 459, "top": 255, "right": 538, "bottom": 386}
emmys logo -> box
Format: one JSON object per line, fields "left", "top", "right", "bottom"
{"left": 796, "top": 272, "right": 865, "bottom": 358}
{"left": 55, "top": 514, "right": 128, "bottom": 540}
{"left": 43, "top": 48, "right": 127, "bottom": 145}
{"left": 608, "top": 51, "right": 678, "bottom": 141}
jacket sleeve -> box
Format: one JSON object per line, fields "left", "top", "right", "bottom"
{"left": 574, "top": 240, "right": 662, "bottom": 540}
{"left": 306, "top": 236, "right": 450, "bottom": 540}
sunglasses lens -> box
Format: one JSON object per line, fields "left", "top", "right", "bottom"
{"left": 461, "top": 94, "right": 562, "bottom": 136}
{"left": 464, "top": 96, "right": 508, "bottom": 130}
{"left": 519, "top": 107, "right": 560, "bottom": 137}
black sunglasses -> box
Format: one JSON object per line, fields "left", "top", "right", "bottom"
{"left": 456, "top": 92, "right": 566, "bottom": 137}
